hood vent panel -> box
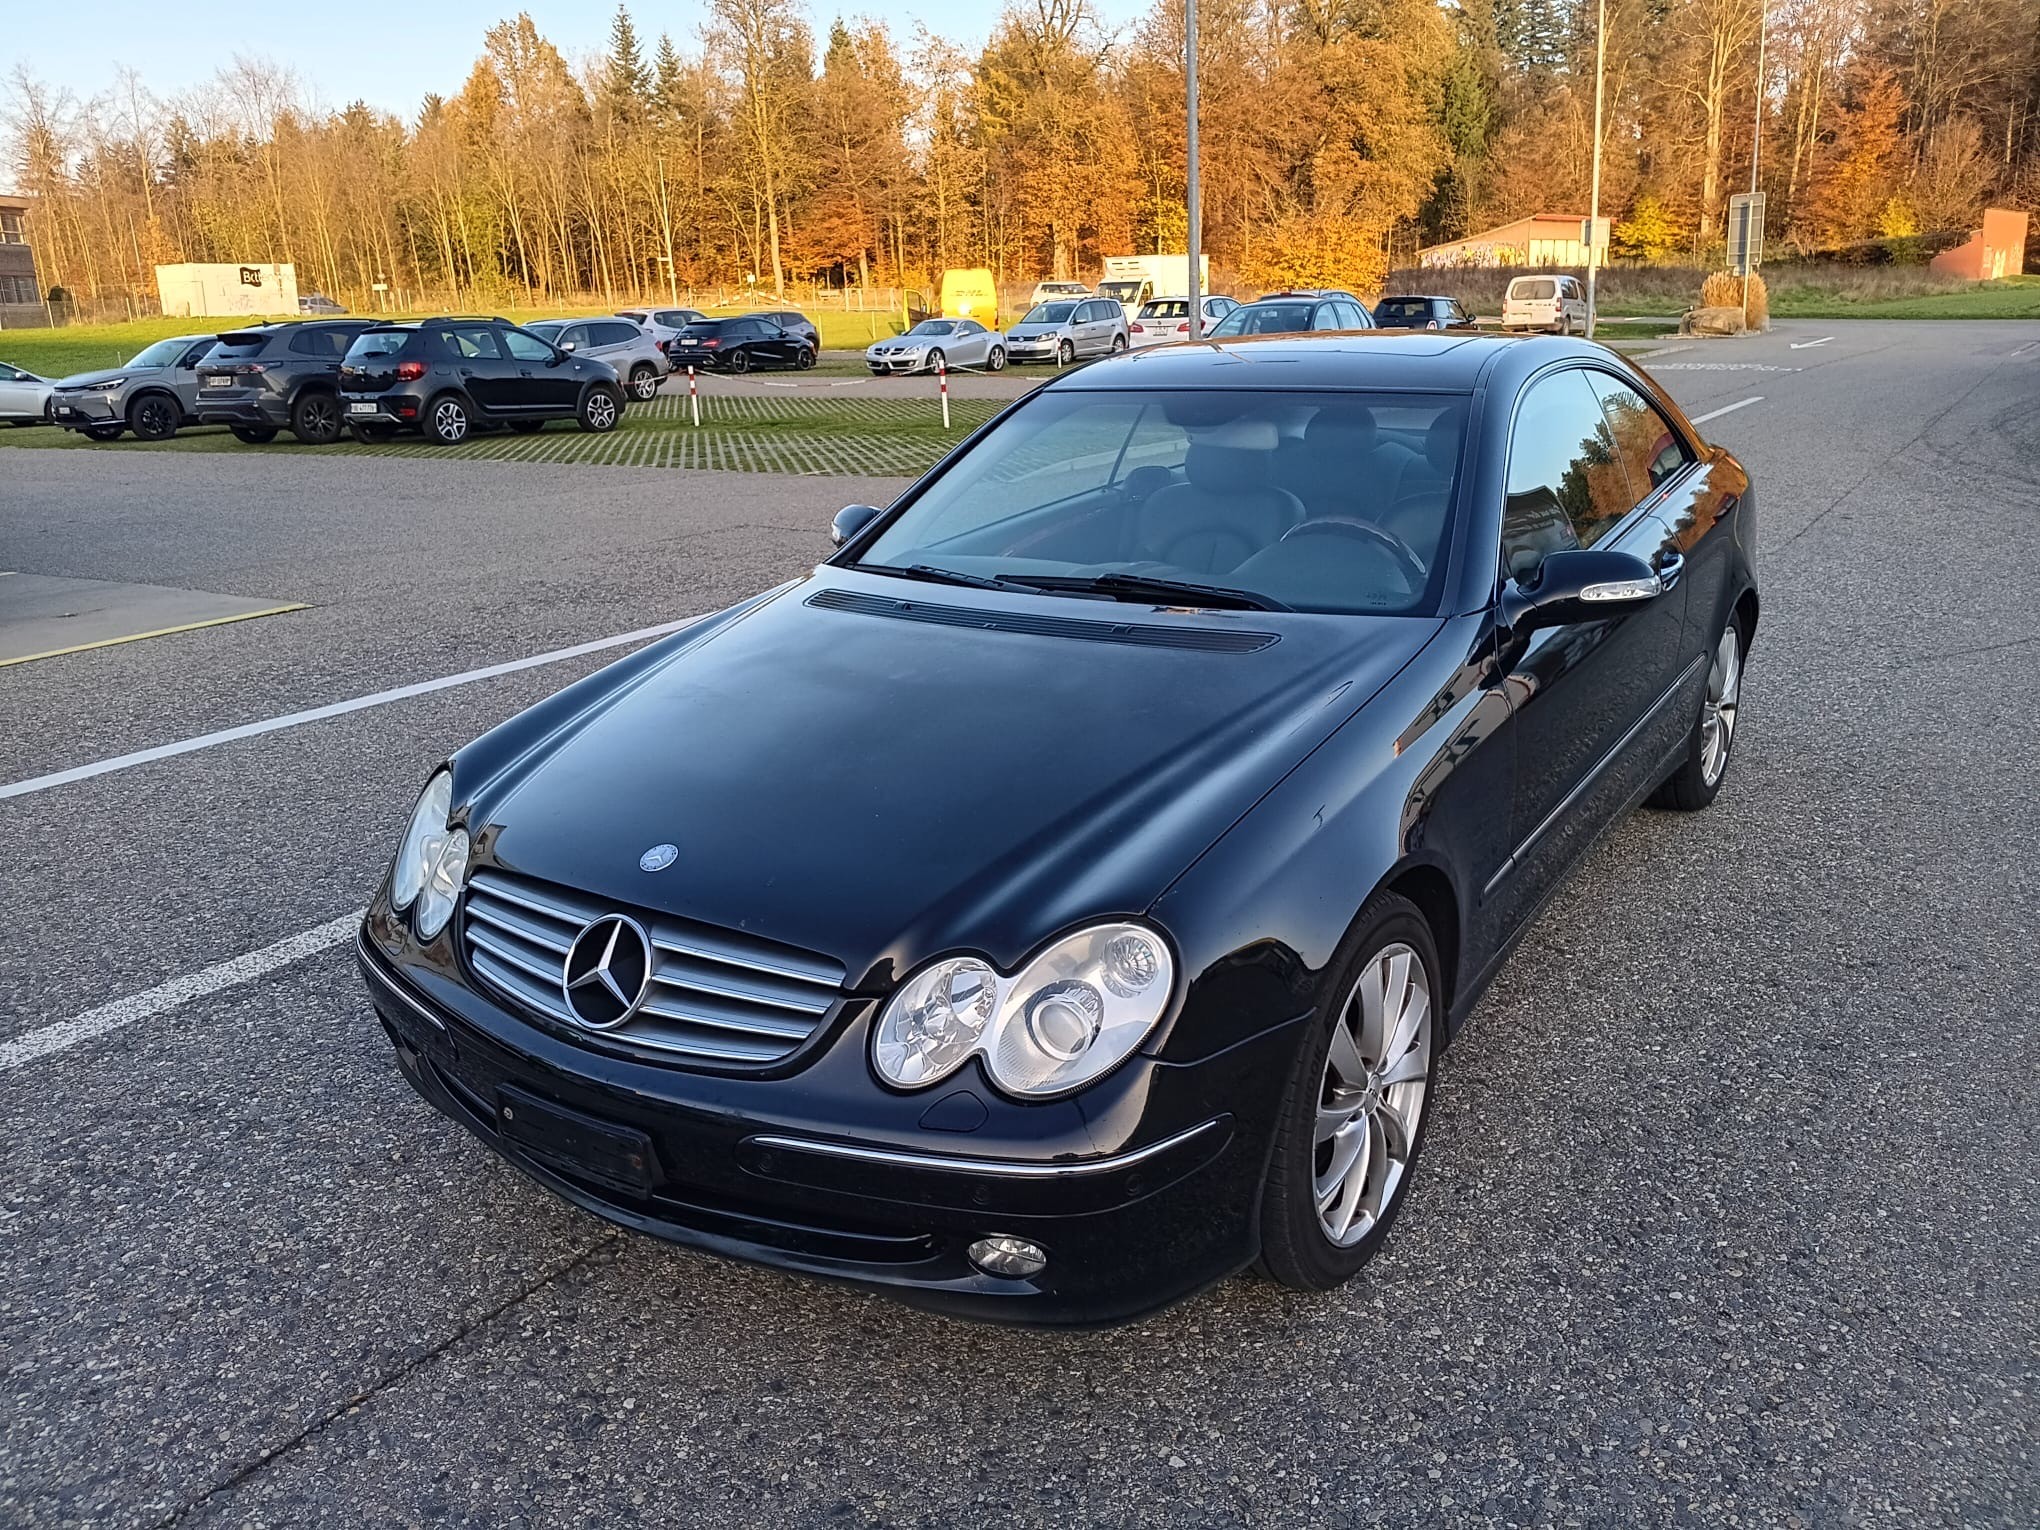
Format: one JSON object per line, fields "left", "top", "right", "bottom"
{"left": 806, "top": 588, "right": 1278, "bottom": 653}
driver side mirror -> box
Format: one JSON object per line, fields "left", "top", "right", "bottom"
{"left": 558, "top": 340, "right": 576, "bottom": 353}
{"left": 1500, "top": 548, "right": 1662, "bottom": 635}
{"left": 831, "top": 503, "right": 883, "bottom": 547}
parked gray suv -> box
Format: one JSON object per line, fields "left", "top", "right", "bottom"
{"left": 1005, "top": 297, "right": 1128, "bottom": 365}
{"left": 48, "top": 334, "right": 217, "bottom": 441}
{"left": 525, "top": 318, "right": 667, "bottom": 402}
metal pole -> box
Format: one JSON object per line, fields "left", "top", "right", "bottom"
{"left": 1184, "top": 0, "right": 1203, "bottom": 340}
{"left": 1585, "top": 0, "right": 1606, "bottom": 339}
{"left": 1744, "top": 0, "right": 1767, "bottom": 324}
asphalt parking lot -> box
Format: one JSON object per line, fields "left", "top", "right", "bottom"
{"left": 2, "top": 320, "right": 2035, "bottom": 1527}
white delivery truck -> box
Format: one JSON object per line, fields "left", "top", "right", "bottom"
{"left": 1097, "top": 254, "right": 1211, "bottom": 318}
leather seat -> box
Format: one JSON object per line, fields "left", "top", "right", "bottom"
{"left": 1379, "top": 411, "right": 1466, "bottom": 566}
{"left": 1135, "top": 442, "right": 1303, "bottom": 573}
{"left": 1281, "top": 407, "right": 1420, "bottom": 523}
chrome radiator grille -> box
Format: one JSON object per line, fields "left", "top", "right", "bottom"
{"left": 461, "top": 868, "right": 845, "bottom": 1066}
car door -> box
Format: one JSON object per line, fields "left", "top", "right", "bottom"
{"left": 951, "top": 320, "right": 985, "bottom": 367}
{"left": 1484, "top": 366, "right": 1692, "bottom": 932}
{"left": 0, "top": 365, "right": 34, "bottom": 418}
{"left": 502, "top": 326, "right": 575, "bottom": 409}
{"left": 436, "top": 324, "right": 514, "bottom": 410}
{"left": 172, "top": 340, "right": 217, "bottom": 418}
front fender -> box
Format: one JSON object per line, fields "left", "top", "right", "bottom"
{"left": 1144, "top": 613, "right": 1511, "bottom": 1064}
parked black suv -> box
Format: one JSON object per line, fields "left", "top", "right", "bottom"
{"left": 195, "top": 320, "right": 374, "bottom": 444}
{"left": 337, "top": 317, "right": 625, "bottom": 445}
{"left": 664, "top": 317, "right": 816, "bottom": 373}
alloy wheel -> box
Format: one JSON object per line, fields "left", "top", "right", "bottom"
{"left": 432, "top": 400, "right": 468, "bottom": 442}
{"left": 585, "top": 392, "right": 618, "bottom": 430}
{"left": 1700, "top": 625, "right": 1742, "bottom": 786}
{"left": 1313, "top": 942, "right": 1431, "bottom": 1247}
{"left": 631, "top": 368, "right": 659, "bottom": 401}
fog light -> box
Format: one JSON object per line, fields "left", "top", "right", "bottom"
{"left": 968, "top": 1234, "right": 1048, "bottom": 1279}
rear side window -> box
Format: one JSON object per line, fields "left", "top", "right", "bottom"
{"left": 1503, "top": 369, "right": 1635, "bottom": 579}
{"left": 1586, "top": 372, "right": 1693, "bottom": 496}
{"left": 290, "top": 328, "right": 352, "bottom": 358}
{"left": 591, "top": 321, "right": 640, "bottom": 347}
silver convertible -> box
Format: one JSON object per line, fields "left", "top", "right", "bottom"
{"left": 865, "top": 318, "right": 1007, "bottom": 375}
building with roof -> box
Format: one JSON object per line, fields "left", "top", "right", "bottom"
{"left": 1418, "top": 214, "right": 1611, "bottom": 270}
{"left": 0, "top": 195, "right": 43, "bottom": 316}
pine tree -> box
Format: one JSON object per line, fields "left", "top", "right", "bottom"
{"left": 600, "top": 5, "right": 651, "bottom": 123}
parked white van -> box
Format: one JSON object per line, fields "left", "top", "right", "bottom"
{"left": 1501, "top": 274, "right": 1588, "bottom": 334}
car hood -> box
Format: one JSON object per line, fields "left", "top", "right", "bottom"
{"left": 55, "top": 366, "right": 142, "bottom": 390}
{"left": 468, "top": 571, "right": 1439, "bottom": 985}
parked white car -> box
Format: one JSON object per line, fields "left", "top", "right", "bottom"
{"left": 617, "top": 306, "right": 708, "bottom": 369}
{"left": 0, "top": 360, "right": 55, "bottom": 425}
{"left": 1501, "top": 274, "right": 1588, "bottom": 335}
{"left": 865, "top": 318, "right": 1007, "bottom": 375}
{"left": 1127, "top": 295, "right": 1239, "bottom": 348}
{"left": 1028, "top": 280, "right": 1091, "bottom": 307}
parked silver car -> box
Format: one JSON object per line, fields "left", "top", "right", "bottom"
{"left": 0, "top": 361, "right": 55, "bottom": 425}
{"left": 48, "top": 333, "right": 217, "bottom": 441}
{"left": 525, "top": 318, "right": 667, "bottom": 402}
{"left": 1004, "top": 297, "right": 1128, "bottom": 365}
{"left": 617, "top": 306, "right": 707, "bottom": 367}
{"left": 865, "top": 318, "right": 1007, "bottom": 374}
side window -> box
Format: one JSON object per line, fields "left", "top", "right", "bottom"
{"left": 1502, "top": 369, "right": 1636, "bottom": 581}
{"left": 1311, "top": 304, "right": 1341, "bottom": 331}
{"left": 289, "top": 329, "right": 326, "bottom": 357}
{"left": 502, "top": 329, "right": 555, "bottom": 362}
{"left": 181, "top": 344, "right": 214, "bottom": 368}
{"left": 601, "top": 321, "right": 641, "bottom": 346}
{"left": 442, "top": 327, "right": 503, "bottom": 360}
{"left": 1587, "top": 372, "right": 1693, "bottom": 496}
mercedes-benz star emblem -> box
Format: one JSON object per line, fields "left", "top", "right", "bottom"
{"left": 561, "top": 914, "right": 653, "bottom": 1031}
{"left": 639, "top": 842, "right": 678, "bottom": 873}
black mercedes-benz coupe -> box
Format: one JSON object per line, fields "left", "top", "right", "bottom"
{"left": 358, "top": 333, "right": 1757, "bottom": 1326}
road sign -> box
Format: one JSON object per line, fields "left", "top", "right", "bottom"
{"left": 1728, "top": 193, "right": 1766, "bottom": 275}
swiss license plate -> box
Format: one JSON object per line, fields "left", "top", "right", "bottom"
{"left": 495, "top": 1085, "right": 660, "bottom": 1196}
{"left": 347, "top": 401, "right": 377, "bottom": 415}
{"left": 204, "top": 375, "right": 232, "bottom": 388}
{"left": 55, "top": 404, "right": 76, "bottom": 417}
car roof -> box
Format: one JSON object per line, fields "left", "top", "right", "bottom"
{"left": 1041, "top": 332, "right": 1536, "bottom": 391}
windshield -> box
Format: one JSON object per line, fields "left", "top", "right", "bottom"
{"left": 525, "top": 321, "right": 567, "bottom": 337}
{"left": 128, "top": 339, "right": 197, "bottom": 368}
{"left": 343, "top": 329, "right": 413, "bottom": 364}
{"left": 1140, "top": 301, "right": 1189, "bottom": 319}
{"left": 1210, "top": 304, "right": 1313, "bottom": 337}
{"left": 1098, "top": 282, "right": 1142, "bottom": 300}
{"left": 1376, "top": 299, "right": 1433, "bottom": 320}
{"left": 852, "top": 388, "right": 1467, "bottom": 616}
{"left": 676, "top": 322, "right": 726, "bottom": 338}
{"left": 1510, "top": 278, "right": 1557, "bottom": 301}
{"left": 1021, "top": 302, "right": 1079, "bottom": 325}
{"left": 906, "top": 320, "right": 957, "bottom": 336}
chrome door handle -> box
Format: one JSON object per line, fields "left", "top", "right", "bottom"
{"left": 1653, "top": 550, "right": 1685, "bottom": 587}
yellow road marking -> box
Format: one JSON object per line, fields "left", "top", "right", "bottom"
{"left": 0, "top": 603, "right": 308, "bottom": 669}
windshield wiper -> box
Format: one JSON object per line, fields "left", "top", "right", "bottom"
{"left": 1007, "top": 572, "right": 1291, "bottom": 612}
{"left": 869, "top": 562, "right": 1036, "bottom": 594}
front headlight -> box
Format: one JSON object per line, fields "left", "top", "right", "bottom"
{"left": 389, "top": 770, "right": 470, "bottom": 941}
{"left": 86, "top": 377, "right": 125, "bottom": 391}
{"left": 872, "top": 923, "right": 1175, "bottom": 1098}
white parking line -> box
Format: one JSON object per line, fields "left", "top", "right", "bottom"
{"left": 0, "top": 615, "right": 700, "bottom": 803}
{"left": 0, "top": 912, "right": 363, "bottom": 1072}
{"left": 1789, "top": 336, "right": 1835, "bottom": 350}
{"left": 1690, "top": 396, "right": 1764, "bottom": 424}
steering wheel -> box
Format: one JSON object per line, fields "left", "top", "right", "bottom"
{"left": 1279, "top": 518, "right": 1428, "bottom": 593}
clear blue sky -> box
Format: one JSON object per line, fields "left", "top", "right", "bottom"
{"left": 7, "top": 0, "right": 1152, "bottom": 117}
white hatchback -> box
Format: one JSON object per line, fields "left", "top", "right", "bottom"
{"left": 1501, "top": 275, "right": 1588, "bottom": 335}
{"left": 1128, "top": 295, "right": 1239, "bottom": 348}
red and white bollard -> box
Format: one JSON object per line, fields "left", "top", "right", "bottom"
{"left": 938, "top": 361, "right": 950, "bottom": 429}
{"left": 688, "top": 365, "right": 700, "bottom": 428}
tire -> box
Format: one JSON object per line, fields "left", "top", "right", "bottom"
{"left": 508, "top": 419, "right": 545, "bottom": 434}
{"left": 1057, "top": 339, "right": 1075, "bottom": 366}
{"left": 577, "top": 384, "right": 622, "bottom": 434}
{"left": 1650, "top": 616, "right": 1746, "bottom": 811}
{"left": 1110, "top": 332, "right": 1128, "bottom": 353}
{"left": 423, "top": 393, "right": 471, "bottom": 445}
{"left": 290, "top": 390, "right": 343, "bottom": 445}
{"left": 729, "top": 349, "right": 752, "bottom": 374}
{"left": 796, "top": 346, "right": 816, "bottom": 370}
{"left": 1258, "top": 892, "right": 1442, "bottom": 1291}
{"left": 229, "top": 425, "right": 278, "bottom": 444}
{"left": 926, "top": 348, "right": 946, "bottom": 375}
{"left": 627, "top": 364, "right": 660, "bottom": 402}
{"left": 1555, "top": 314, "right": 1573, "bottom": 336}
{"left": 82, "top": 425, "right": 126, "bottom": 441}
{"left": 127, "top": 393, "right": 179, "bottom": 441}
{"left": 987, "top": 345, "right": 1007, "bottom": 372}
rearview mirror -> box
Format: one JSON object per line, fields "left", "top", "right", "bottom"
{"left": 831, "top": 504, "right": 883, "bottom": 547}
{"left": 1500, "top": 548, "right": 1662, "bottom": 634}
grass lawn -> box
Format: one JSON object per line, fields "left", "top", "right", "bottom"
{"left": 0, "top": 392, "right": 996, "bottom": 478}
{"left": 1588, "top": 274, "right": 2040, "bottom": 321}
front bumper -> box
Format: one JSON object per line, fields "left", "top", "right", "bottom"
{"left": 49, "top": 394, "right": 119, "bottom": 427}
{"left": 359, "top": 924, "right": 1292, "bottom": 1326}
{"left": 865, "top": 355, "right": 927, "bottom": 374}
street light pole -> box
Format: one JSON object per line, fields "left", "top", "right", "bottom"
{"left": 1585, "top": 0, "right": 1606, "bottom": 338}
{"left": 1185, "top": 0, "right": 1203, "bottom": 340}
